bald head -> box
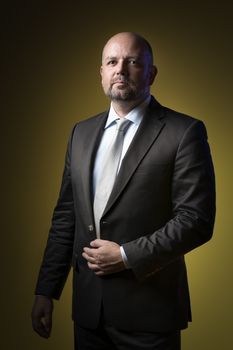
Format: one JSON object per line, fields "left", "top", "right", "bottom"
{"left": 102, "top": 32, "right": 154, "bottom": 65}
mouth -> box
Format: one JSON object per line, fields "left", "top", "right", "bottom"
{"left": 114, "top": 80, "right": 127, "bottom": 83}
{"left": 112, "top": 80, "right": 129, "bottom": 87}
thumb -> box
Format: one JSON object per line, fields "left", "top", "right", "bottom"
{"left": 43, "top": 311, "right": 52, "bottom": 333}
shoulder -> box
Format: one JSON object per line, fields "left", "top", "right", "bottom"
{"left": 68, "top": 110, "right": 108, "bottom": 140}
{"left": 74, "top": 111, "right": 108, "bottom": 129}
{"left": 164, "top": 106, "right": 206, "bottom": 135}
{"left": 150, "top": 96, "right": 200, "bottom": 124}
{"left": 150, "top": 97, "right": 207, "bottom": 140}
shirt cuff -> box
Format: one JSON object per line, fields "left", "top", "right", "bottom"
{"left": 120, "top": 246, "right": 131, "bottom": 269}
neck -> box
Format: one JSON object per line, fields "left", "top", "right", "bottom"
{"left": 111, "top": 96, "right": 149, "bottom": 117}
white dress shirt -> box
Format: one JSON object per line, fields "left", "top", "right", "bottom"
{"left": 93, "top": 96, "right": 151, "bottom": 268}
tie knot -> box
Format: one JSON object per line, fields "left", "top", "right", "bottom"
{"left": 116, "top": 118, "right": 131, "bottom": 132}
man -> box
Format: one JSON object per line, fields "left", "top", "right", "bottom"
{"left": 31, "top": 32, "right": 216, "bottom": 349}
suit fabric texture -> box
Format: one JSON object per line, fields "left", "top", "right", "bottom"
{"left": 35, "top": 97, "right": 215, "bottom": 332}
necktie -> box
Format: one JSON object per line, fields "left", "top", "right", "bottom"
{"left": 93, "top": 118, "right": 132, "bottom": 238}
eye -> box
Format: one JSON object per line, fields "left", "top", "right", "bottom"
{"left": 129, "top": 59, "right": 137, "bottom": 65}
{"left": 107, "top": 60, "right": 117, "bottom": 66}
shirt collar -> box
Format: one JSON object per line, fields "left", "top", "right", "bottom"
{"left": 105, "top": 95, "right": 151, "bottom": 129}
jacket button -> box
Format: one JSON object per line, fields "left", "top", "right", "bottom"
{"left": 88, "top": 225, "right": 94, "bottom": 232}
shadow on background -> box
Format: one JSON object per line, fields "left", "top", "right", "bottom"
{"left": 2, "top": 1, "right": 233, "bottom": 349}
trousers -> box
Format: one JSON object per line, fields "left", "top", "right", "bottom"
{"left": 74, "top": 310, "right": 181, "bottom": 350}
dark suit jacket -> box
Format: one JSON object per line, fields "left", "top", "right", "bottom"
{"left": 35, "top": 97, "right": 215, "bottom": 332}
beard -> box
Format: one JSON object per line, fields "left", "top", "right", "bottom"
{"left": 104, "top": 77, "right": 149, "bottom": 102}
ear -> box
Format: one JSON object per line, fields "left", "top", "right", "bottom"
{"left": 100, "top": 66, "right": 103, "bottom": 77}
{"left": 149, "top": 65, "right": 158, "bottom": 85}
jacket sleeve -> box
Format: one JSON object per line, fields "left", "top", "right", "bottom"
{"left": 122, "top": 120, "right": 216, "bottom": 281}
{"left": 35, "top": 126, "right": 76, "bottom": 299}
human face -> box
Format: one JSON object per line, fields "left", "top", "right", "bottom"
{"left": 100, "top": 34, "right": 156, "bottom": 102}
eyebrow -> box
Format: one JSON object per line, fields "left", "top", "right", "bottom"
{"left": 104, "top": 56, "right": 117, "bottom": 61}
{"left": 104, "top": 55, "right": 140, "bottom": 62}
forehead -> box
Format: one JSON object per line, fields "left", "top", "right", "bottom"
{"left": 102, "top": 35, "right": 146, "bottom": 61}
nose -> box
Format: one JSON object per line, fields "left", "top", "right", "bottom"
{"left": 116, "top": 60, "right": 128, "bottom": 76}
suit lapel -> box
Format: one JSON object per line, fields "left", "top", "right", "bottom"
{"left": 80, "top": 112, "right": 108, "bottom": 223}
{"left": 103, "top": 98, "right": 165, "bottom": 216}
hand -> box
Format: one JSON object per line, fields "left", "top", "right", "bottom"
{"left": 31, "top": 295, "right": 53, "bottom": 338}
{"left": 82, "top": 239, "right": 126, "bottom": 276}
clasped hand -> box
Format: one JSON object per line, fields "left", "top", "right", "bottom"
{"left": 82, "top": 239, "right": 125, "bottom": 276}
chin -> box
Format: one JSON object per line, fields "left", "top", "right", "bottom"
{"left": 108, "top": 88, "right": 137, "bottom": 101}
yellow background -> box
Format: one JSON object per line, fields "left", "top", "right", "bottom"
{"left": 2, "top": 1, "right": 233, "bottom": 349}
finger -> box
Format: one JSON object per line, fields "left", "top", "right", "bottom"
{"left": 88, "top": 260, "right": 112, "bottom": 272}
{"left": 90, "top": 239, "right": 108, "bottom": 248}
{"left": 83, "top": 247, "right": 97, "bottom": 257}
{"left": 87, "top": 261, "right": 102, "bottom": 272}
{"left": 32, "top": 318, "right": 50, "bottom": 338}
{"left": 95, "top": 270, "right": 105, "bottom": 276}
{"left": 43, "top": 313, "right": 52, "bottom": 334}
{"left": 94, "top": 266, "right": 116, "bottom": 276}
{"left": 82, "top": 252, "right": 96, "bottom": 263}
